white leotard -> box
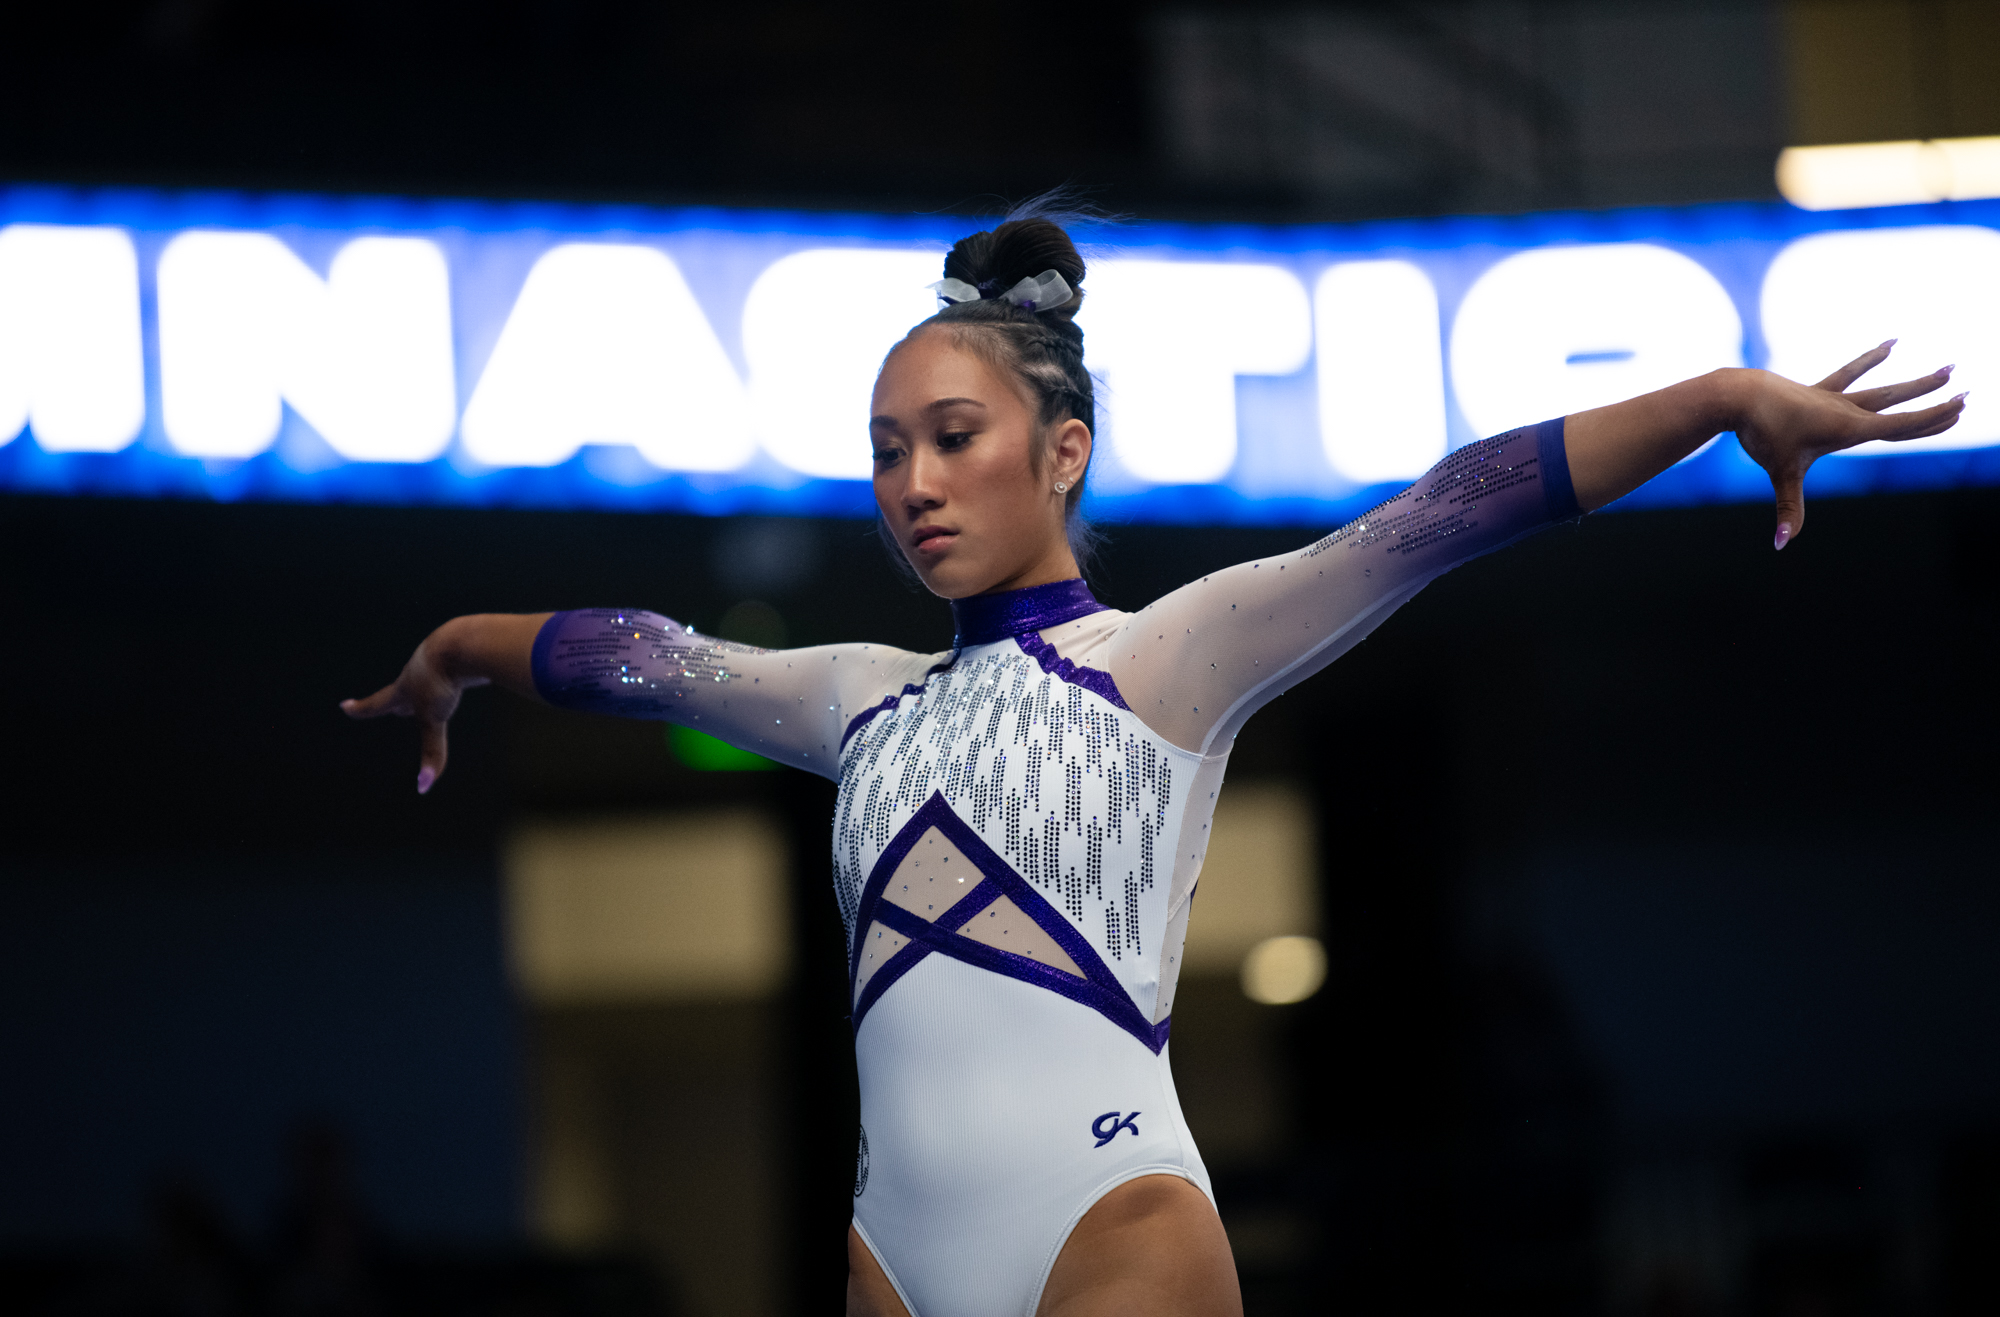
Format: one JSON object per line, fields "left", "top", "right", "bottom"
{"left": 532, "top": 419, "right": 1576, "bottom": 1315}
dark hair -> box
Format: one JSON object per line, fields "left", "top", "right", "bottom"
{"left": 879, "top": 197, "right": 1105, "bottom": 576}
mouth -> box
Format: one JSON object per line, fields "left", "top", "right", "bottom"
{"left": 910, "top": 524, "right": 958, "bottom": 555}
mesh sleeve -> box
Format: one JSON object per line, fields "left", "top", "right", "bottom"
{"left": 1108, "top": 419, "right": 1578, "bottom": 753}
{"left": 529, "top": 607, "right": 915, "bottom": 780}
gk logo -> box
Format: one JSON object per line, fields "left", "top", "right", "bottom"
{"left": 1091, "top": 1110, "right": 1141, "bottom": 1148}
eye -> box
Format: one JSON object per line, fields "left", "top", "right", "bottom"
{"left": 937, "top": 430, "right": 974, "bottom": 451}
{"left": 872, "top": 445, "right": 903, "bottom": 468}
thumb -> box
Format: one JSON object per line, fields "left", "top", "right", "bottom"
{"left": 1771, "top": 468, "right": 1806, "bottom": 551}
{"left": 417, "top": 718, "right": 449, "bottom": 795}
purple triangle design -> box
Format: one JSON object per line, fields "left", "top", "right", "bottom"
{"left": 848, "top": 792, "right": 1171, "bottom": 1054}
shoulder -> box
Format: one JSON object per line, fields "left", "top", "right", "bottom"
{"left": 1032, "top": 608, "right": 1132, "bottom": 668}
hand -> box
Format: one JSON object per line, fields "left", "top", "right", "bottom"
{"left": 1733, "top": 341, "right": 1965, "bottom": 549}
{"left": 340, "top": 625, "right": 489, "bottom": 794}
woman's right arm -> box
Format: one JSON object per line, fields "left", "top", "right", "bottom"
{"left": 344, "top": 608, "right": 938, "bottom": 792}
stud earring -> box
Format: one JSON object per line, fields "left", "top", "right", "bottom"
{"left": 1054, "top": 480, "right": 1069, "bottom": 494}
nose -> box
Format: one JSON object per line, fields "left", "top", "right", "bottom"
{"left": 901, "top": 442, "right": 945, "bottom": 515}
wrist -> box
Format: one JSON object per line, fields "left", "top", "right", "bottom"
{"left": 422, "top": 616, "right": 480, "bottom": 686}
{"left": 1706, "top": 367, "right": 1761, "bottom": 433}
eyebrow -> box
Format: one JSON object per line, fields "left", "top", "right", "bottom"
{"left": 869, "top": 397, "right": 988, "bottom": 430}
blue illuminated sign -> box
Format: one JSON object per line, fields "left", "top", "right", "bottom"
{"left": 3, "top": 184, "right": 1997, "bottom": 525}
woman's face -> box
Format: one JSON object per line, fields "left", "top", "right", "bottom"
{"left": 870, "top": 330, "right": 1090, "bottom": 599}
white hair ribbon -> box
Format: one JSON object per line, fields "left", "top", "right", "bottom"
{"left": 928, "top": 269, "right": 1075, "bottom": 313}
{"left": 930, "top": 277, "right": 983, "bottom": 307}
{"left": 999, "top": 269, "right": 1074, "bottom": 311}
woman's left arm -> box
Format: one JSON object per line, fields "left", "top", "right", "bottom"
{"left": 1567, "top": 344, "right": 1962, "bottom": 547}
{"left": 1107, "top": 345, "right": 1963, "bottom": 755}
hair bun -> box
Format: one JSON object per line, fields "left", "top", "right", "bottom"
{"left": 941, "top": 214, "right": 1086, "bottom": 324}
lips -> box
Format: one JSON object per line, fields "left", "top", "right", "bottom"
{"left": 910, "top": 524, "right": 957, "bottom": 554}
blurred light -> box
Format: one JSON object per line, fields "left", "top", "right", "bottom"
{"left": 1081, "top": 260, "right": 1312, "bottom": 484}
{"left": 7, "top": 186, "right": 2000, "bottom": 518}
{"left": 1777, "top": 136, "right": 2000, "bottom": 211}
{"left": 159, "top": 232, "right": 456, "bottom": 461}
{"left": 1451, "top": 243, "right": 1743, "bottom": 441}
{"left": 504, "top": 810, "right": 789, "bottom": 1002}
{"left": 1762, "top": 225, "right": 2000, "bottom": 453}
{"left": 710, "top": 516, "right": 822, "bottom": 595}
{"left": 0, "top": 224, "right": 144, "bottom": 452}
{"left": 1240, "top": 935, "right": 1326, "bottom": 1005}
{"left": 667, "top": 725, "right": 779, "bottom": 772}
{"left": 743, "top": 247, "right": 940, "bottom": 479}
{"left": 1315, "top": 259, "right": 1447, "bottom": 484}
{"left": 717, "top": 598, "right": 788, "bottom": 648}
{"left": 1182, "top": 782, "right": 1318, "bottom": 974}
{"left": 460, "top": 243, "right": 753, "bottom": 470}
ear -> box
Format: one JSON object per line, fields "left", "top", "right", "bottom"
{"left": 1050, "top": 418, "right": 1092, "bottom": 488}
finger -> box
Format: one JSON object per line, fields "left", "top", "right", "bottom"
{"left": 417, "top": 719, "right": 448, "bottom": 795}
{"left": 1814, "top": 339, "right": 1896, "bottom": 393}
{"left": 1861, "top": 392, "right": 1968, "bottom": 444}
{"left": 341, "top": 682, "right": 411, "bottom": 720}
{"left": 1771, "top": 468, "right": 1805, "bottom": 551}
{"left": 1873, "top": 392, "right": 1967, "bottom": 443}
{"left": 1847, "top": 364, "right": 1952, "bottom": 413}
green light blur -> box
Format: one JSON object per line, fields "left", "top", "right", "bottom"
{"left": 666, "top": 725, "right": 780, "bottom": 772}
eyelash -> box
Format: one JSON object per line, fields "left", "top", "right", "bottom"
{"left": 873, "top": 431, "right": 974, "bottom": 467}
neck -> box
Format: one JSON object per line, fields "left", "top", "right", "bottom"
{"left": 979, "top": 541, "right": 1083, "bottom": 596}
{"left": 950, "top": 577, "right": 1105, "bottom": 648}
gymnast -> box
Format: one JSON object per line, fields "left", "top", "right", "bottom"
{"left": 343, "top": 209, "right": 1962, "bottom": 1316}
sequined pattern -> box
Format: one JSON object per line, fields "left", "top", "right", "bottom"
{"left": 832, "top": 642, "right": 1183, "bottom": 989}
{"left": 1306, "top": 426, "right": 1543, "bottom": 559}
{"left": 950, "top": 577, "right": 1109, "bottom": 647}
{"left": 533, "top": 610, "right": 766, "bottom": 716}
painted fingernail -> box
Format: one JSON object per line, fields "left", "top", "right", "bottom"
{"left": 1953, "top": 391, "right": 1970, "bottom": 403}
{"left": 417, "top": 767, "right": 435, "bottom": 794}
{"left": 1774, "top": 523, "right": 1793, "bottom": 551}
{"left": 1879, "top": 338, "right": 1898, "bottom": 350}
{"left": 1940, "top": 364, "right": 1955, "bottom": 376}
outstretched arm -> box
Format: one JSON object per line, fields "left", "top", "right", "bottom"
{"left": 1109, "top": 346, "right": 1964, "bottom": 754}
{"left": 344, "top": 608, "right": 938, "bottom": 792}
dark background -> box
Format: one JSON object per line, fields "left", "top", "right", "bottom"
{"left": 5, "top": 2, "right": 2000, "bottom": 1315}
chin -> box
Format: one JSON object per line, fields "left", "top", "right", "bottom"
{"left": 913, "top": 557, "right": 982, "bottom": 601}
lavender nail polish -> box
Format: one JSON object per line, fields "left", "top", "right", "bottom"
{"left": 1773, "top": 523, "right": 1793, "bottom": 551}
{"left": 417, "top": 767, "right": 435, "bottom": 794}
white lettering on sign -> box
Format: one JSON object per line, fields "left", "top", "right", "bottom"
{"left": 0, "top": 224, "right": 145, "bottom": 453}
{"left": 1763, "top": 225, "right": 2000, "bottom": 454}
{"left": 743, "top": 248, "right": 941, "bottom": 480}
{"left": 1449, "top": 243, "right": 1743, "bottom": 441}
{"left": 1315, "top": 260, "right": 1446, "bottom": 484}
{"left": 159, "top": 233, "right": 456, "bottom": 462}
{"left": 1081, "top": 261, "right": 1312, "bottom": 485}
{"left": 461, "top": 243, "right": 751, "bottom": 471}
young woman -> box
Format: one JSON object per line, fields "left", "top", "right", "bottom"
{"left": 343, "top": 213, "right": 1962, "bottom": 1317}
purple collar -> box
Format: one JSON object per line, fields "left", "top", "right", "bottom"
{"left": 951, "top": 578, "right": 1107, "bottom": 648}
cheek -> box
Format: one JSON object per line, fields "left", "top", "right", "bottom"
{"left": 976, "top": 436, "right": 1041, "bottom": 497}
{"left": 964, "top": 455, "right": 1029, "bottom": 528}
